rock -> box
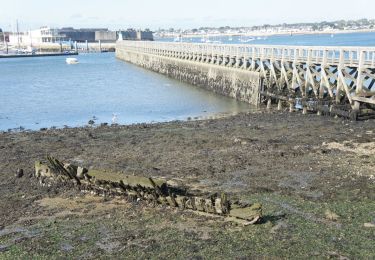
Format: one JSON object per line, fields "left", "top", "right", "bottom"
{"left": 364, "top": 222, "right": 375, "bottom": 228}
{"left": 15, "top": 168, "right": 24, "bottom": 178}
{"left": 270, "top": 221, "right": 289, "bottom": 234}
{"left": 77, "top": 166, "right": 88, "bottom": 179}
{"left": 325, "top": 209, "right": 340, "bottom": 221}
{"left": 0, "top": 245, "right": 9, "bottom": 252}
{"left": 35, "top": 161, "right": 53, "bottom": 178}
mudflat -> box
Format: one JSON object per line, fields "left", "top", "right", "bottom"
{"left": 0, "top": 111, "right": 374, "bottom": 258}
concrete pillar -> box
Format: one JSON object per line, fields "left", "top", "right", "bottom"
{"left": 99, "top": 40, "right": 102, "bottom": 52}
{"left": 351, "top": 101, "right": 360, "bottom": 121}
{"left": 235, "top": 57, "right": 242, "bottom": 68}
{"left": 302, "top": 106, "right": 307, "bottom": 115}
{"left": 86, "top": 40, "right": 89, "bottom": 52}
{"left": 74, "top": 41, "right": 78, "bottom": 53}
{"left": 277, "top": 100, "right": 282, "bottom": 111}
{"left": 216, "top": 56, "right": 222, "bottom": 65}
{"left": 222, "top": 56, "right": 228, "bottom": 66}
{"left": 228, "top": 57, "right": 235, "bottom": 67}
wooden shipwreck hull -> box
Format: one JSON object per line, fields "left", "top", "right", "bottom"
{"left": 34, "top": 156, "right": 262, "bottom": 226}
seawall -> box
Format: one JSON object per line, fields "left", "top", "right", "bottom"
{"left": 116, "top": 44, "right": 261, "bottom": 105}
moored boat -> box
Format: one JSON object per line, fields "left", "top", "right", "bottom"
{"left": 66, "top": 57, "right": 78, "bottom": 64}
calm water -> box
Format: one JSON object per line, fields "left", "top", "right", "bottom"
{"left": 1, "top": 32, "right": 374, "bottom": 131}
{"left": 0, "top": 53, "right": 249, "bottom": 131}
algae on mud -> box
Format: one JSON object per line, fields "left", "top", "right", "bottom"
{"left": 0, "top": 111, "right": 375, "bottom": 258}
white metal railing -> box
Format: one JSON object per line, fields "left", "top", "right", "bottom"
{"left": 117, "top": 41, "right": 375, "bottom": 67}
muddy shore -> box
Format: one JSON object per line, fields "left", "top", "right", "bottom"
{"left": 0, "top": 111, "right": 374, "bottom": 258}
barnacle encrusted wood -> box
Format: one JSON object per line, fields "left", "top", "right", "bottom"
{"left": 34, "top": 157, "right": 262, "bottom": 225}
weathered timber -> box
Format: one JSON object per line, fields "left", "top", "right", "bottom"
{"left": 34, "top": 157, "right": 262, "bottom": 225}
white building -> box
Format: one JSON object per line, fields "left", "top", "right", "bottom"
{"left": 8, "top": 27, "right": 63, "bottom": 46}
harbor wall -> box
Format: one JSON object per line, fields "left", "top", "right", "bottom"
{"left": 116, "top": 47, "right": 261, "bottom": 105}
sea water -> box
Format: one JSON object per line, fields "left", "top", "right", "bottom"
{"left": 0, "top": 52, "right": 249, "bottom": 131}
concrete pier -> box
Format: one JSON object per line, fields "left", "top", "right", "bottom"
{"left": 116, "top": 42, "right": 261, "bottom": 105}
{"left": 116, "top": 41, "right": 375, "bottom": 118}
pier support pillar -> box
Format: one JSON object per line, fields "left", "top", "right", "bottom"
{"left": 302, "top": 106, "right": 307, "bottom": 115}
{"left": 99, "top": 40, "right": 102, "bottom": 52}
{"left": 350, "top": 101, "right": 360, "bottom": 121}
{"left": 267, "top": 98, "right": 272, "bottom": 110}
{"left": 86, "top": 40, "right": 89, "bottom": 52}
{"left": 277, "top": 100, "right": 282, "bottom": 111}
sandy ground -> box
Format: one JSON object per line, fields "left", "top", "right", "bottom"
{"left": 0, "top": 110, "right": 374, "bottom": 258}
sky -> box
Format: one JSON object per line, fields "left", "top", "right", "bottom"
{"left": 0, "top": 0, "right": 374, "bottom": 31}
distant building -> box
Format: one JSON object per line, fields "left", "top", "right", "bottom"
{"left": 118, "top": 29, "right": 153, "bottom": 41}
{"left": 136, "top": 29, "right": 153, "bottom": 41}
{"left": 3, "top": 26, "right": 153, "bottom": 45}
{"left": 95, "top": 31, "right": 117, "bottom": 42}
{"left": 7, "top": 27, "right": 64, "bottom": 45}
{"left": 58, "top": 27, "right": 109, "bottom": 42}
{"left": 121, "top": 29, "right": 137, "bottom": 40}
{"left": 58, "top": 28, "right": 153, "bottom": 42}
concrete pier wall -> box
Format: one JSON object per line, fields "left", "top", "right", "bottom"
{"left": 116, "top": 46, "right": 261, "bottom": 105}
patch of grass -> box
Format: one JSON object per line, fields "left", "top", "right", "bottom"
{"left": 1, "top": 193, "right": 374, "bottom": 259}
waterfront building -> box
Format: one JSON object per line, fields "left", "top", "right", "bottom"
{"left": 58, "top": 27, "right": 109, "bottom": 42}
{"left": 0, "top": 28, "right": 3, "bottom": 42}
{"left": 7, "top": 26, "right": 63, "bottom": 45}
{"left": 58, "top": 28, "right": 153, "bottom": 42}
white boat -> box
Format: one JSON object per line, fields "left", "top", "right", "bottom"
{"left": 66, "top": 57, "right": 78, "bottom": 64}
{"left": 239, "top": 37, "right": 255, "bottom": 43}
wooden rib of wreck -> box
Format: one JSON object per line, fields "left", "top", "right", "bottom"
{"left": 34, "top": 156, "right": 262, "bottom": 226}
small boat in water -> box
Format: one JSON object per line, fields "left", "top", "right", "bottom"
{"left": 66, "top": 57, "right": 78, "bottom": 64}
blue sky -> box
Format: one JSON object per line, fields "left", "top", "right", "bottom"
{"left": 0, "top": 0, "right": 374, "bottom": 31}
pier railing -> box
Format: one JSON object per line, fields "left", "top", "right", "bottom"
{"left": 118, "top": 41, "right": 375, "bottom": 67}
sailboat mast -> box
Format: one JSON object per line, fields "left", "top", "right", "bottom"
{"left": 16, "top": 19, "right": 20, "bottom": 49}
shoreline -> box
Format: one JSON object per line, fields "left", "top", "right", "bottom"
{"left": 157, "top": 28, "right": 375, "bottom": 39}
{"left": 0, "top": 109, "right": 257, "bottom": 134}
